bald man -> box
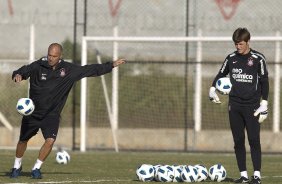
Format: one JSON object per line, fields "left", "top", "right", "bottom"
{"left": 10, "top": 43, "right": 125, "bottom": 179}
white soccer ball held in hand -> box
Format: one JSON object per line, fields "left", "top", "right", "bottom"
{"left": 16, "top": 98, "right": 35, "bottom": 116}
{"left": 215, "top": 77, "right": 232, "bottom": 95}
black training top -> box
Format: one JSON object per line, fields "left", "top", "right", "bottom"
{"left": 212, "top": 49, "right": 269, "bottom": 106}
{"left": 12, "top": 57, "right": 113, "bottom": 119}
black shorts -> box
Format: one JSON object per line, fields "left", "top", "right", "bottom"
{"left": 19, "top": 114, "right": 60, "bottom": 141}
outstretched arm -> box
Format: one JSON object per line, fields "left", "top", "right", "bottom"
{"left": 73, "top": 58, "right": 126, "bottom": 81}
{"left": 113, "top": 58, "right": 126, "bottom": 67}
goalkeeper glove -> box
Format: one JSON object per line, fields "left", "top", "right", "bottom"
{"left": 209, "top": 87, "right": 221, "bottom": 104}
{"left": 254, "top": 100, "right": 268, "bottom": 123}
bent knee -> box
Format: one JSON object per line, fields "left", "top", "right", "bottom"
{"left": 18, "top": 140, "right": 28, "bottom": 145}
{"left": 45, "top": 138, "right": 56, "bottom": 146}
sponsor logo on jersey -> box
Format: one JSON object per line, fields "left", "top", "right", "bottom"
{"left": 232, "top": 68, "right": 253, "bottom": 83}
{"left": 41, "top": 73, "right": 47, "bottom": 80}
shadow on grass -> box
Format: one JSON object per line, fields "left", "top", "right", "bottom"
{"left": 207, "top": 177, "right": 234, "bottom": 183}
{"left": 1, "top": 171, "right": 79, "bottom": 178}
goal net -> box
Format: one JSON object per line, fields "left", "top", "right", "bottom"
{"left": 79, "top": 33, "right": 282, "bottom": 152}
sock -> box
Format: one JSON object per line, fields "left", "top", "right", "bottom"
{"left": 13, "top": 157, "right": 22, "bottom": 169}
{"left": 240, "top": 171, "right": 248, "bottom": 178}
{"left": 32, "top": 159, "right": 43, "bottom": 170}
{"left": 254, "top": 171, "right": 261, "bottom": 178}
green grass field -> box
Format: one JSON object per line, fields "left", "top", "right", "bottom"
{"left": 0, "top": 150, "right": 281, "bottom": 183}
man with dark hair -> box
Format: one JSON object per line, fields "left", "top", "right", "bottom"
{"left": 10, "top": 43, "right": 125, "bottom": 179}
{"left": 209, "top": 28, "right": 269, "bottom": 184}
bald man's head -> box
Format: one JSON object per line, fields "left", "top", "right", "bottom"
{"left": 47, "top": 43, "right": 63, "bottom": 69}
{"left": 48, "top": 43, "right": 63, "bottom": 54}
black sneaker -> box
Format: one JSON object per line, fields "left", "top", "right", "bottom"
{"left": 234, "top": 176, "right": 249, "bottom": 183}
{"left": 10, "top": 166, "right": 22, "bottom": 178}
{"left": 31, "top": 168, "right": 42, "bottom": 179}
{"left": 250, "top": 175, "right": 261, "bottom": 184}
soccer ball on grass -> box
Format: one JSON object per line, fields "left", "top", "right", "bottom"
{"left": 209, "top": 164, "right": 227, "bottom": 182}
{"left": 156, "top": 165, "right": 174, "bottom": 182}
{"left": 181, "top": 165, "right": 199, "bottom": 182}
{"left": 16, "top": 98, "right": 35, "bottom": 116}
{"left": 153, "top": 164, "right": 162, "bottom": 180}
{"left": 56, "top": 150, "right": 71, "bottom": 164}
{"left": 136, "top": 164, "right": 155, "bottom": 182}
{"left": 194, "top": 164, "right": 208, "bottom": 182}
{"left": 172, "top": 165, "right": 184, "bottom": 182}
{"left": 215, "top": 77, "right": 232, "bottom": 95}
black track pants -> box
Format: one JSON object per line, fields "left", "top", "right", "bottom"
{"left": 228, "top": 103, "right": 261, "bottom": 172}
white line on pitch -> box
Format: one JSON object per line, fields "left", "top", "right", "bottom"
{"left": 262, "top": 175, "right": 282, "bottom": 178}
{"left": 3, "top": 179, "right": 132, "bottom": 184}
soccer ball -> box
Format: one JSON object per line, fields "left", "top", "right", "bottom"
{"left": 156, "top": 165, "right": 174, "bottom": 182}
{"left": 56, "top": 150, "right": 70, "bottom": 164}
{"left": 16, "top": 98, "right": 35, "bottom": 116}
{"left": 194, "top": 164, "right": 208, "bottom": 182}
{"left": 215, "top": 77, "right": 232, "bottom": 95}
{"left": 153, "top": 164, "right": 162, "bottom": 180}
{"left": 172, "top": 165, "right": 184, "bottom": 182}
{"left": 136, "top": 164, "right": 155, "bottom": 182}
{"left": 181, "top": 165, "right": 199, "bottom": 182}
{"left": 209, "top": 164, "right": 227, "bottom": 182}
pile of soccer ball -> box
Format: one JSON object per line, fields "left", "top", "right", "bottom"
{"left": 55, "top": 150, "right": 71, "bottom": 165}
{"left": 136, "top": 163, "right": 226, "bottom": 182}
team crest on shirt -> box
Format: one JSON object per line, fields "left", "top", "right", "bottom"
{"left": 247, "top": 57, "right": 254, "bottom": 66}
{"left": 60, "top": 68, "right": 66, "bottom": 77}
